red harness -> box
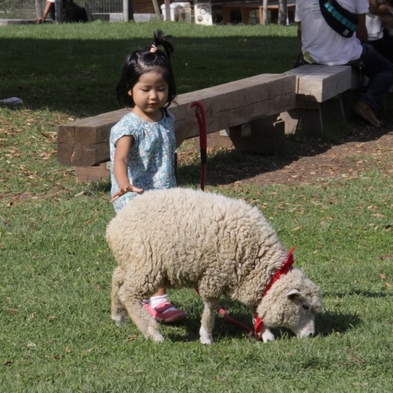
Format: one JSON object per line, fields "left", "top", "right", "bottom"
{"left": 196, "top": 248, "right": 295, "bottom": 340}
{"left": 188, "top": 101, "right": 296, "bottom": 339}
{"left": 252, "top": 247, "right": 295, "bottom": 339}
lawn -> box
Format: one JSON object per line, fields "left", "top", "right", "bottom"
{"left": 1, "top": 21, "right": 392, "bottom": 392}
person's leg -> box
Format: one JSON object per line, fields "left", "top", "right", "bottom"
{"left": 368, "top": 30, "right": 393, "bottom": 64}
{"left": 72, "top": 6, "right": 88, "bottom": 22}
{"left": 144, "top": 288, "right": 187, "bottom": 323}
{"left": 355, "top": 43, "right": 393, "bottom": 126}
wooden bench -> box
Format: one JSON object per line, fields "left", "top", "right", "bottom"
{"left": 57, "top": 73, "right": 296, "bottom": 181}
{"left": 279, "top": 64, "right": 361, "bottom": 133}
{"left": 221, "top": 1, "right": 295, "bottom": 25}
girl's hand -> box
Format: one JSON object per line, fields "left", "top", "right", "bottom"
{"left": 110, "top": 184, "right": 143, "bottom": 203}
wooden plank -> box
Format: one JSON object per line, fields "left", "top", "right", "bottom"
{"left": 283, "top": 65, "right": 362, "bottom": 133}
{"left": 284, "top": 65, "right": 354, "bottom": 103}
{"left": 57, "top": 108, "right": 127, "bottom": 167}
{"left": 174, "top": 74, "right": 295, "bottom": 132}
{"left": 195, "top": 119, "right": 285, "bottom": 155}
{"left": 75, "top": 162, "right": 110, "bottom": 182}
{"left": 57, "top": 73, "right": 296, "bottom": 166}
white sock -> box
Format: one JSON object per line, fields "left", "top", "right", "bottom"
{"left": 150, "top": 294, "right": 176, "bottom": 313}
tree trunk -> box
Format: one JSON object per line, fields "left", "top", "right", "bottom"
{"left": 34, "top": 0, "right": 42, "bottom": 18}
{"left": 278, "top": 0, "right": 287, "bottom": 26}
{"left": 262, "top": 0, "right": 268, "bottom": 25}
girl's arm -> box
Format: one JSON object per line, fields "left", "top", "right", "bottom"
{"left": 110, "top": 135, "right": 143, "bottom": 202}
{"left": 175, "top": 105, "right": 197, "bottom": 148}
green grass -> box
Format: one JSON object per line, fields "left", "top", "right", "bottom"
{"left": 1, "top": 21, "right": 393, "bottom": 392}
{"left": 1, "top": 21, "right": 299, "bottom": 115}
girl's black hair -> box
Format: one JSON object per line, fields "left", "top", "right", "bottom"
{"left": 115, "top": 29, "right": 176, "bottom": 108}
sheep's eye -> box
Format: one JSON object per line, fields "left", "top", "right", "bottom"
{"left": 302, "top": 305, "right": 310, "bottom": 311}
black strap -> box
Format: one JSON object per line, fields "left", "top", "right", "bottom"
{"left": 319, "top": 0, "right": 359, "bottom": 38}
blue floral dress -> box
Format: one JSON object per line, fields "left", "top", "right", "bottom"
{"left": 109, "top": 109, "right": 177, "bottom": 213}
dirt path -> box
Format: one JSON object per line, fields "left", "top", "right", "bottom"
{"left": 205, "top": 126, "right": 393, "bottom": 186}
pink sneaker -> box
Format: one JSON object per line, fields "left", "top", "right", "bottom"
{"left": 144, "top": 301, "right": 187, "bottom": 323}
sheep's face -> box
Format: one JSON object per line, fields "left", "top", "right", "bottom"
{"left": 282, "top": 288, "right": 321, "bottom": 338}
{"left": 257, "top": 272, "right": 323, "bottom": 339}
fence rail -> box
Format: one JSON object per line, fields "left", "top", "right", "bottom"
{"left": 0, "top": 0, "right": 123, "bottom": 20}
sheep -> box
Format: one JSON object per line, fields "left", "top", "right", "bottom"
{"left": 106, "top": 188, "right": 323, "bottom": 344}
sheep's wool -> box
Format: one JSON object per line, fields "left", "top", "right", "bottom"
{"left": 107, "top": 188, "right": 323, "bottom": 344}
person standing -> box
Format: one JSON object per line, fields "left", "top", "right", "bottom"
{"left": 295, "top": 0, "right": 393, "bottom": 127}
{"left": 36, "top": 0, "right": 87, "bottom": 23}
{"left": 109, "top": 30, "right": 197, "bottom": 323}
{"left": 367, "top": 0, "right": 393, "bottom": 63}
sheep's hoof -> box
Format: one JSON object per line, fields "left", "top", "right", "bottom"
{"left": 147, "top": 327, "right": 164, "bottom": 342}
{"left": 261, "top": 329, "right": 275, "bottom": 343}
{"left": 200, "top": 337, "right": 213, "bottom": 345}
{"left": 199, "top": 327, "right": 213, "bottom": 344}
{"left": 111, "top": 314, "right": 127, "bottom": 327}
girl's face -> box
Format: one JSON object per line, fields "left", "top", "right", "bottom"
{"left": 128, "top": 69, "right": 169, "bottom": 121}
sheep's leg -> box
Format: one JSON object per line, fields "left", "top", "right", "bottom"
{"left": 199, "top": 298, "right": 219, "bottom": 345}
{"left": 119, "top": 279, "right": 164, "bottom": 342}
{"left": 261, "top": 326, "right": 275, "bottom": 343}
{"left": 110, "top": 267, "right": 127, "bottom": 326}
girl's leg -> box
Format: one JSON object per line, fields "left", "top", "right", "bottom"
{"left": 144, "top": 288, "right": 187, "bottom": 323}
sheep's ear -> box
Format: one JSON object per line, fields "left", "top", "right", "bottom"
{"left": 286, "top": 289, "right": 304, "bottom": 301}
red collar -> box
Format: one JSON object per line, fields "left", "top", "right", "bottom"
{"left": 253, "top": 247, "right": 295, "bottom": 339}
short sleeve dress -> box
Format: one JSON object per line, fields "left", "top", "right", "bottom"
{"left": 109, "top": 109, "right": 177, "bottom": 213}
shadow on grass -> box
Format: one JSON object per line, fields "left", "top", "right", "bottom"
{"left": 168, "top": 317, "right": 254, "bottom": 343}
{"left": 177, "top": 123, "right": 392, "bottom": 187}
{"left": 0, "top": 34, "right": 300, "bottom": 117}
{"left": 3, "top": 28, "right": 392, "bottom": 188}
{"left": 164, "top": 306, "right": 362, "bottom": 343}
{"left": 315, "top": 310, "right": 361, "bottom": 337}
{"left": 323, "top": 290, "right": 391, "bottom": 299}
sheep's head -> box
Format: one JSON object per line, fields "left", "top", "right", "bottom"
{"left": 256, "top": 269, "right": 323, "bottom": 339}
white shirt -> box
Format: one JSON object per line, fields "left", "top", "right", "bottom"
{"left": 295, "top": 0, "right": 369, "bottom": 65}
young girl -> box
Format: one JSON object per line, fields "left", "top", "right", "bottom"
{"left": 109, "top": 30, "right": 196, "bottom": 323}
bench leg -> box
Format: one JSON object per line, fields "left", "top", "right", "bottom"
{"left": 341, "top": 89, "right": 362, "bottom": 120}
{"left": 279, "top": 110, "right": 300, "bottom": 134}
{"left": 280, "top": 107, "right": 323, "bottom": 134}
{"left": 297, "top": 94, "right": 348, "bottom": 134}
{"left": 322, "top": 95, "right": 345, "bottom": 121}
{"left": 75, "top": 162, "right": 110, "bottom": 182}
{"left": 194, "top": 119, "right": 285, "bottom": 155}
{"left": 301, "top": 106, "right": 323, "bottom": 134}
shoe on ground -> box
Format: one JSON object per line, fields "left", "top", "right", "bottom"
{"left": 354, "top": 101, "right": 381, "bottom": 128}
{"left": 144, "top": 301, "right": 187, "bottom": 323}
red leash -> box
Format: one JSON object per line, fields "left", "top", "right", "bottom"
{"left": 195, "top": 248, "right": 296, "bottom": 341}
{"left": 190, "top": 101, "right": 207, "bottom": 190}
{"left": 194, "top": 288, "right": 256, "bottom": 338}
{"left": 217, "top": 306, "right": 256, "bottom": 338}
{"left": 253, "top": 247, "right": 296, "bottom": 339}
{"left": 189, "top": 102, "right": 295, "bottom": 340}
